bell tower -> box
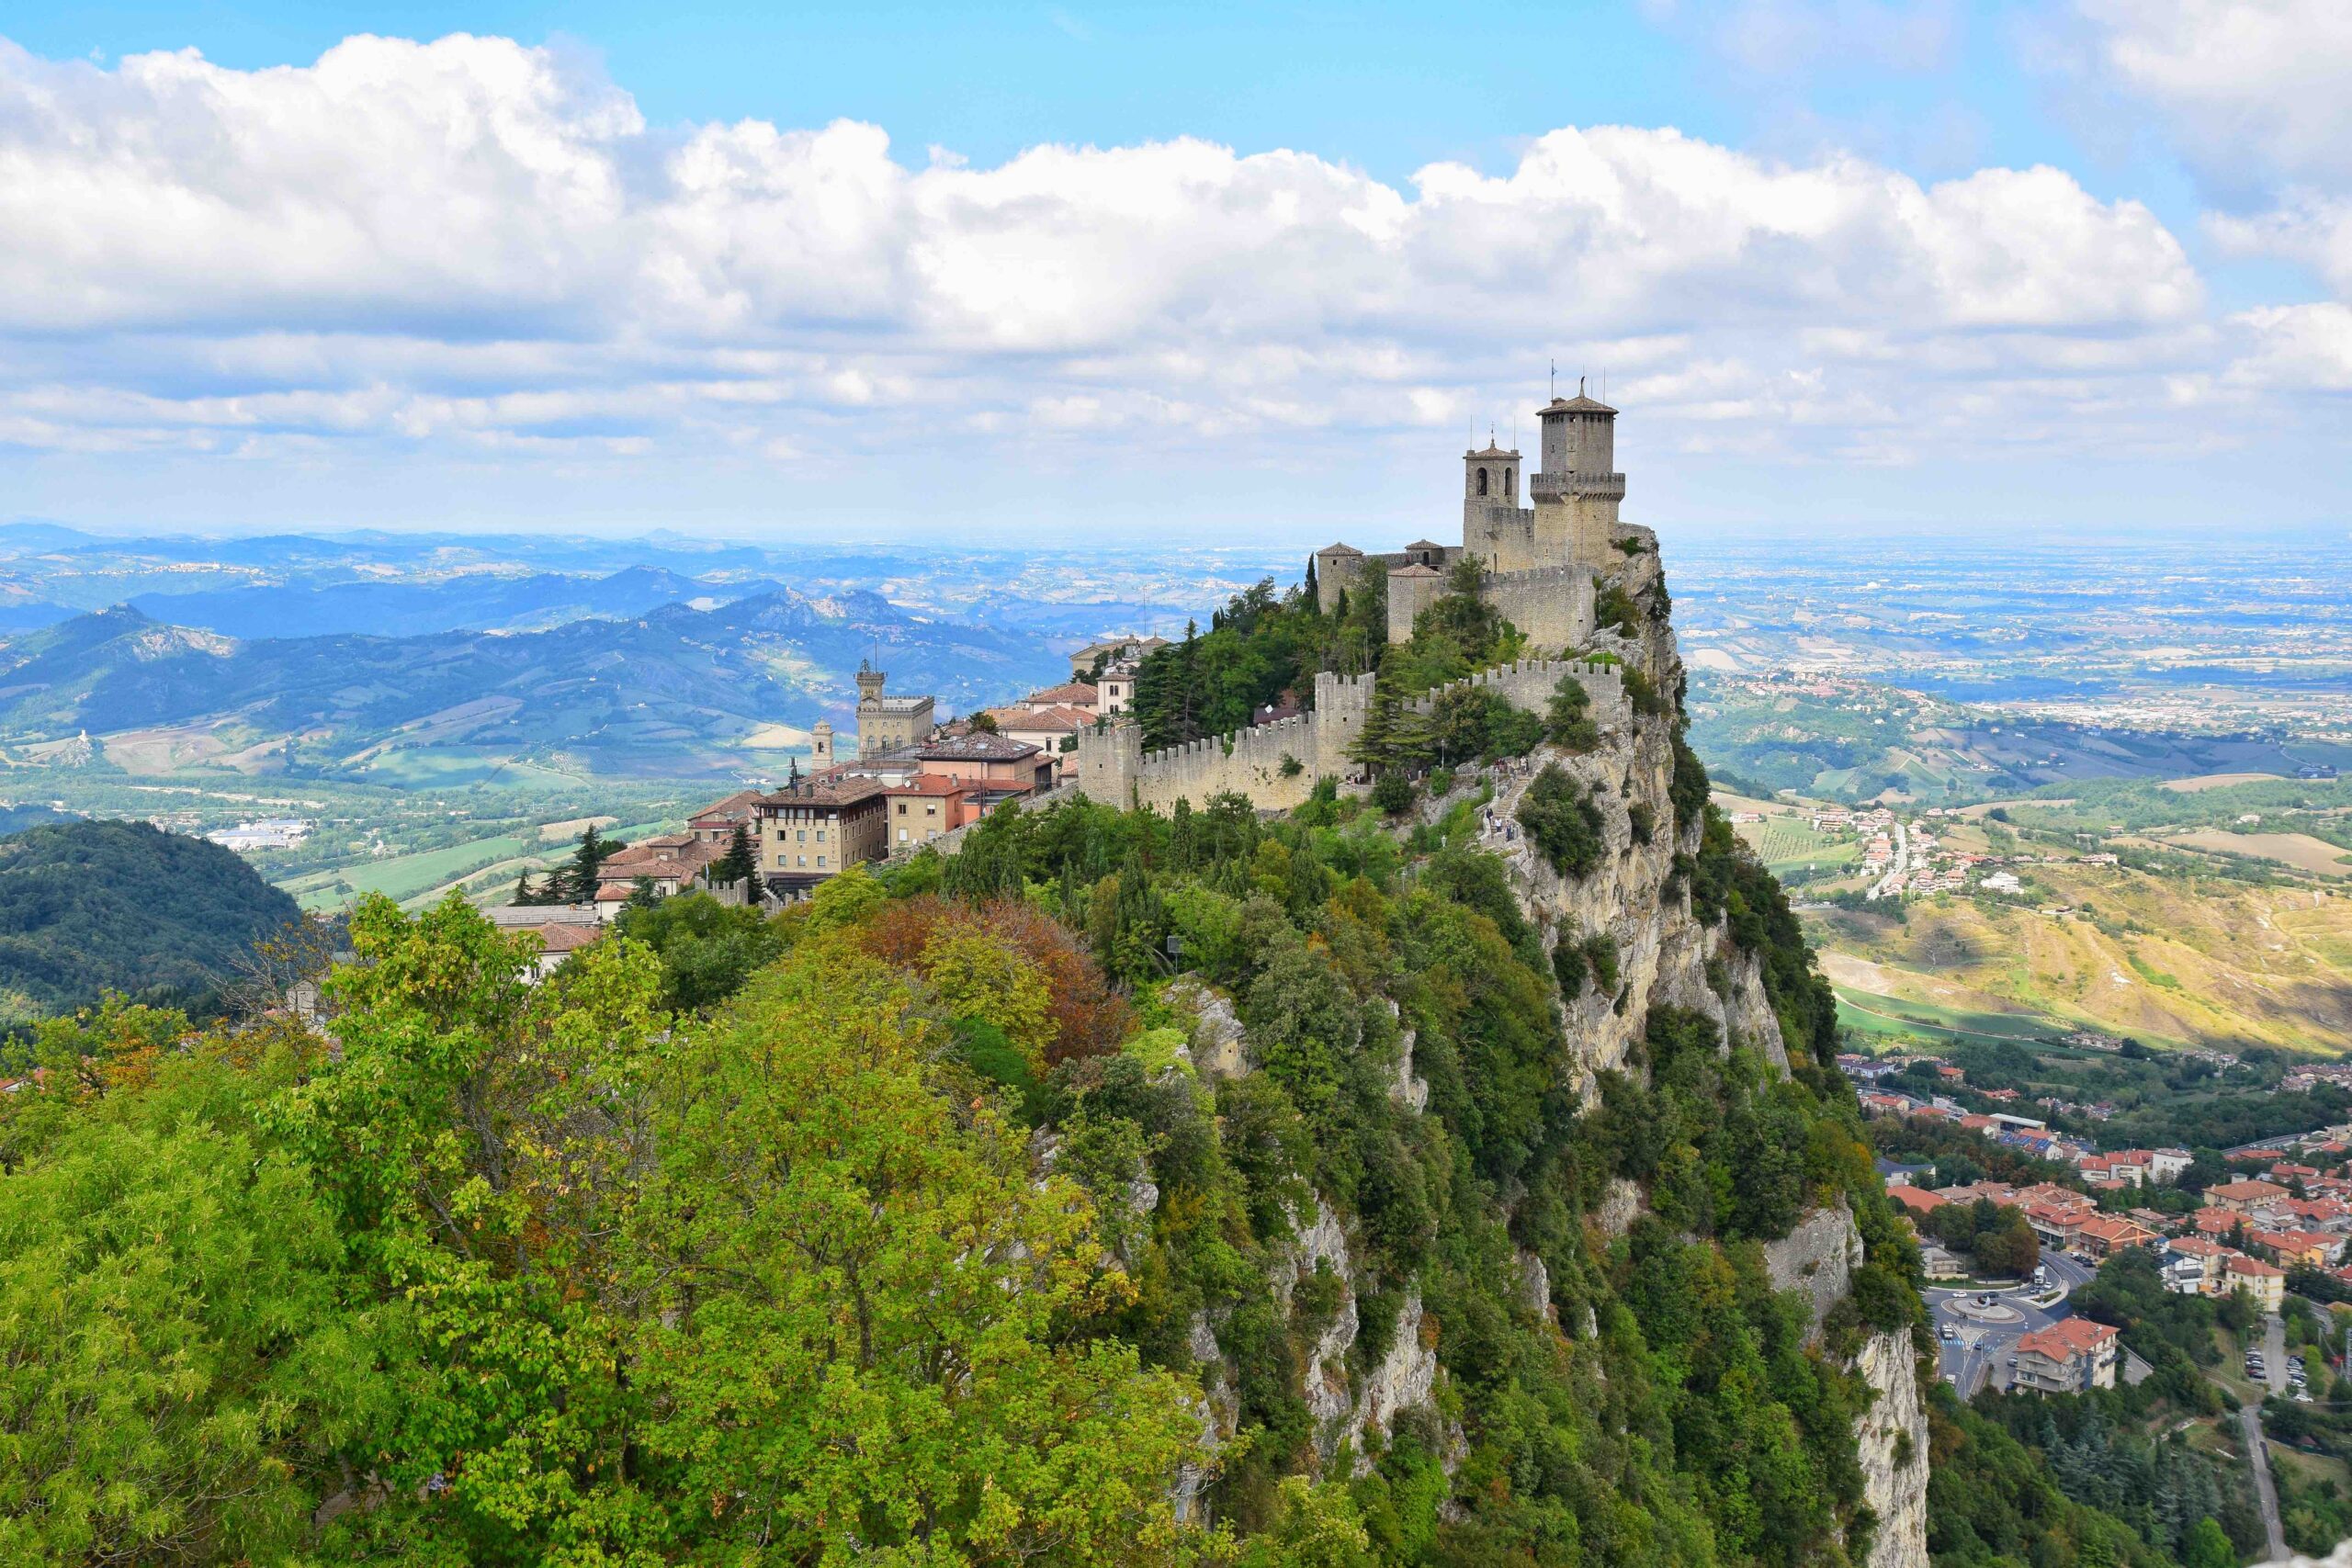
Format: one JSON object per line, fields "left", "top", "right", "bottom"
{"left": 1463, "top": 435, "right": 1527, "bottom": 570}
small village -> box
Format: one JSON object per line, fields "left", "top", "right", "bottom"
{"left": 488, "top": 637, "right": 1166, "bottom": 957}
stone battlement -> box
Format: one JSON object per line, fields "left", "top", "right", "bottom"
{"left": 1072, "top": 660, "right": 1621, "bottom": 816}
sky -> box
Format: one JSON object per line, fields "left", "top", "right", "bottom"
{"left": 0, "top": 0, "right": 2347, "bottom": 546}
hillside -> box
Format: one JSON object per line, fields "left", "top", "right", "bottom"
{"left": 1808, "top": 861, "right": 2352, "bottom": 1054}
{"left": 0, "top": 593, "right": 1065, "bottom": 779}
{"left": 0, "top": 552, "right": 2238, "bottom": 1568}
{"left": 0, "top": 819, "right": 300, "bottom": 1022}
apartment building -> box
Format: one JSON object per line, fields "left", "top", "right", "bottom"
{"left": 2012, "top": 1318, "right": 2120, "bottom": 1394}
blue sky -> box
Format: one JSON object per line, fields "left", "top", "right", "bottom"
{"left": 0, "top": 1, "right": 2346, "bottom": 544}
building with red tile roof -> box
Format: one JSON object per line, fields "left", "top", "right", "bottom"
{"left": 2013, "top": 1318, "right": 2120, "bottom": 1393}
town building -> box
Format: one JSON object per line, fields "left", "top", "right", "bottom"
{"left": 1068, "top": 636, "right": 1169, "bottom": 681}
{"left": 2013, "top": 1319, "right": 2120, "bottom": 1394}
{"left": 853, "top": 662, "right": 937, "bottom": 761}
{"left": 686, "top": 790, "right": 761, "bottom": 844}
{"left": 755, "top": 776, "right": 889, "bottom": 897}
{"left": 2225, "top": 1253, "right": 2287, "bottom": 1312}
{"left": 2209, "top": 1179, "right": 2290, "bottom": 1217}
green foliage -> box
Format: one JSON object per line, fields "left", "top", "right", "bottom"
{"left": 1924, "top": 1390, "right": 2177, "bottom": 1567}
{"left": 613, "top": 888, "right": 789, "bottom": 1011}
{"left": 1596, "top": 581, "right": 1642, "bottom": 637}
{"left": 1546, "top": 673, "right": 1600, "bottom": 752}
{"left": 0, "top": 819, "right": 303, "bottom": 1027}
{"left": 1517, "top": 763, "right": 1605, "bottom": 879}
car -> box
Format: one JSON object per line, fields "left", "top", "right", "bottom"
{"left": 1977, "top": 1294, "right": 1994, "bottom": 1307}
{"left": 1940, "top": 1325, "right": 1957, "bottom": 1341}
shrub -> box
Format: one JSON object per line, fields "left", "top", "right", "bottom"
{"left": 1546, "top": 675, "right": 1600, "bottom": 752}
{"left": 1517, "top": 764, "right": 1605, "bottom": 879}
{"left": 1596, "top": 582, "right": 1641, "bottom": 637}
{"left": 1371, "top": 770, "right": 1418, "bottom": 816}
{"left": 1622, "top": 665, "right": 1668, "bottom": 716}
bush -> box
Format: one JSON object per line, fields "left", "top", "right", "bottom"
{"left": 1517, "top": 764, "right": 1606, "bottom": 879}
{"left": 1596, "top": 582, "right": 1640, "bottom": 637}
{"left": 1371, "top": 771, "right": 1417, "bottom": 816}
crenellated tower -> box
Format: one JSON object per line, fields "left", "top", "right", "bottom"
{"left": 1530, "top": 379, "right": 1625, "bottom": 571}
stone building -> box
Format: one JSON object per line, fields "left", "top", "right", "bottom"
{"left": 1314, "top": 382, "right": 1623, "bottom": 648}
{"left": 852, "top": 661, "right": 935, "bottom": 760}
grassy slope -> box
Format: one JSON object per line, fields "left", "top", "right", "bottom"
{"left": 1807, "top": 862, "right": 2352, "bottom": 1052}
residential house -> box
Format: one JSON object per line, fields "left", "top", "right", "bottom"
{"left": 1020, "top": 682, "right": 1101, "bottom": 715}
{"left": 2149, "top": 1148, "right": 2192, "bottom": 1184}
{"left": 896, "top": 732, "right": 1058, "bottom": 805}
{"left": 1889, "top": 1186, "right": 1950, "bottom": 1221}
{"left": 2209, "top": 1179, "right": 2290, "bottom": 1217}
{"left": 2025, "top": 1202, "right": 2088, "bottom": 1251}
{"left": 592, "top": 832, "right": 729, "bottom": 919}
{"left": 2075, "top": 1214, "right": 2158, "bottom": 1258}
{"left": 2162, "top": 1236, "right": 2231, "bottom": 1296}
{"left": 2249, "top": 1228, "right": 2341, "bottom": 1269}
{"left": 2012, "top": 1318, "right": 2120, "bottom": 1394}
{"left": 880, "top": 775, "right": 985, "bottom": 853}
{"left": 1068, "top": 635, "right": 1169, "bottom": 681}
{"left": 981, "top": 704, "right": 1096, "bottom": 767}
{"left": 2225, "top": 1253, "right": 2287, "bottom": 1312}
{"left": 686, "top": 790, "right": 762, "bottom": 845}
{"left": 755, "top": 776, "right": 890, "bottom": 898}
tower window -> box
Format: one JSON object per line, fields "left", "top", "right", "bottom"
{"left": 1476, "top": 468, "right": 1489, "bottom": 496}
{"left": 1504, "top": 468, "right": 1514, "bottom": 497}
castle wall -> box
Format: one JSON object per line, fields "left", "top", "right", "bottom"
{"left": 1405, "top": 658, "right": 1626, "bottom": 728}
{"left": 1072, "top": 671, "right": 1374, "bottom": 814}
{"left": 1482, "top": 565, "right": 1598, "bottom": 653}
{"left": 1071, "top": 660, "right": 1624, "bottom": 816}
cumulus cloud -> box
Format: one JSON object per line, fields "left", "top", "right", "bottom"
{"left": 2078, "top": 2, "right": 2352, "bottom": 322}
{"left": 0, "top": 28, "right": 2268, "bottom": 477}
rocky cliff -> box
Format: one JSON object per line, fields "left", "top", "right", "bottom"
{"left": 1137, "top": 529, "right": 1930, "bottom": 1563}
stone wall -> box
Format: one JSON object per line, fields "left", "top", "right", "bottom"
{"left": 1481, "top": 564, "right": 1598, "bottom": 652}
{"left": 1070, "top": 660, "right": 1623, "bottom": 815}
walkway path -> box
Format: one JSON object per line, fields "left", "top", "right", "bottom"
{"left": 2239, "top": 1402, "right": 2287, "bottom": 1563}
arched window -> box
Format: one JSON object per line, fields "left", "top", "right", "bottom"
{"left": 1476, "top": 468, "right": 1489, "bottom": 496}
{"left": 1504, "top": 467, "right": 1514, "bottom": 497}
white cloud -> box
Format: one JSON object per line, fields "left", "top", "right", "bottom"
{"left": 2078, "top": 2, "right": 2352, "bottom": 297}
{"left": 2081, "top": 0, "right": 2352, "bottom": 186}
{"left": 0, "top": 28, "right": 2288, "bottom": 483}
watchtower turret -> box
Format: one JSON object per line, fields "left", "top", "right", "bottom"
{"left": 1530, "top": 379, "right": 1626, "bottom": 570}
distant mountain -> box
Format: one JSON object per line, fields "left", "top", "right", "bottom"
{"left": 0, "top": 819, "right": 300, "bottom": 1021}
{"left": 0, "top": 592, "right": 1065, "bottom": 778}
{"left": 130, "top": 566, "right": 779, "bottom": 637}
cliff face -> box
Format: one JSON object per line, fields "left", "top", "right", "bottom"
{"left": 1159, "top": 533, "right": 1929, "bottom": 1563}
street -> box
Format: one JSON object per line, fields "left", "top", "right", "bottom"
{"left": 1867, "top": 819, "right": 1910, "bottom": 901}
{"left": 1928, "top": 1247, "right": 2088, "bottom": 1398}
{"left": 2241, "top": 1402, "right": 2288, "bottom": 1563}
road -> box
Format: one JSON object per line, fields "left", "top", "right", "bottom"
{"left": 2264, "top": 1312, "right": 2290, "bottom": 1399}
{"left": 1867, "top": 820, "right": 1910, "bottom": 901}
{"left": 1929, "top": 1247, "right": 2088, "bottom": 1397}
{"left": 2241, "top": 1403, "right": 2288, "bottom": 1562}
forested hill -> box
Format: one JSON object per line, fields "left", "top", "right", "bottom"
{"left": 0, "top": 818, "right": 300, "bottom": 1023}
{"left": 0, "top": 564, "right": 2233, "bottom": 1565}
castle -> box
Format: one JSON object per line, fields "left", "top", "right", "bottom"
{"left": 1069, "top": 389, "right": 1649, "bottom": 814}
{"left": 1311, "top": 382, "right": 1623, "bottom": 649}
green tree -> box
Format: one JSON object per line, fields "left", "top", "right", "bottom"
{"left": 1517, "top": 763, "right": 1605, "bottom": 878}
{"left": 717, "top": 822, "right": 759, "bottom": 889}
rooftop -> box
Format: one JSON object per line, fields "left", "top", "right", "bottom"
{"left": 2017, "top": 1318, "right": 2118, "bottom": 1359}
{"left": 913, "top": 732, "right": 1046, "bottom": 761}
{"left": 1541, "top": 393, "right": 1617, "bottom": 416}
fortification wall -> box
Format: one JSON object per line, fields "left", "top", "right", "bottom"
{"left": 1072, "top": 671, "right": 1374, "bottom": 813}
{"left": 1071, "top": 660, "right": 1626, "bottom": 816}
{"left": 1482, "top": 565, "right": 1598, "bottom": 653}
{"left": 1406, "top": 658, "right": 1627, "bottom": 728}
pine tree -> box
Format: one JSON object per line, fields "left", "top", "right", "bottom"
{"left": 718, "top": 824, "right": 759, "bottom": 889}
{"left": 512, "top": 870, "right": 539, "bottom": 907}
{"left": 1303, "top": 555, "right": 1317, "bottom": 610}
{"left": 560, "top": 825, "right": 620, "bottom": 905}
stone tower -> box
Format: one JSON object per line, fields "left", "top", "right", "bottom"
{"left": 810, "top": 718, "right": 833, "bottom": 764}
{"left": 1463, "top": 439, "right": 1532, "bottom": 571}
{"left": 1531, "top": 380, "right": 1624, "bottom": 570}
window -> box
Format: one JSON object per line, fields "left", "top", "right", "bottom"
{"left": 817, "top": 855, "right": 827, "bottom": 868}
{"left": 898, "top": 802, "right": 908, "bottom": 814}
{"left": 815, "top": 829, "right": 825, "bottom": 842}
{"left": 898, "top": 828, "right": 909, "bottom": 841}
{"left": 1505, "top": 468, "right": 1514, "bottom": 497}
{"left": 796, "top": 829, "right": 806, "bottom": 843}
{"left": 925, "top": 802, "right": 938, "bottom": 816}
{"left": 1476, "top": 467, "right": 1488, "bottom": 496}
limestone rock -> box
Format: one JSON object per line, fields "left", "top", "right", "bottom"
{"left": 1853, "top": 1327, "right": 1930, "bottom": 1568}
{"left": 1167, "top": 976, "right": 1250, "bottom": 1081}
{"left": 1762, "top": 1202, "right": 1863, "bottom": 1345}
